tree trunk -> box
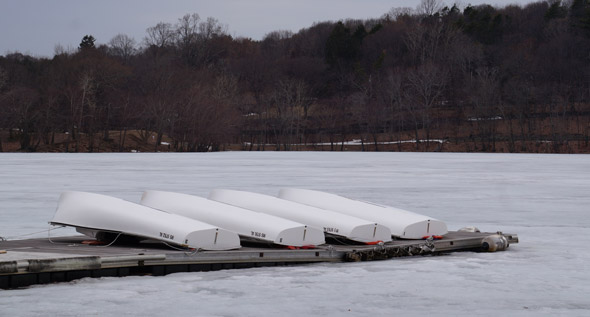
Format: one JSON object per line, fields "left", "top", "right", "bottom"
{"left": 507, "top": 119, "right": 515, "bottom": 153}
{"left": 89, "top": 131, "right": 95, "bottom": 153}
{"left": 118, "top": 128, "right": 127, "bottom": 152}
{"left": 155, "top": 130, "right": 163, "bottom": 152}
{"left": 330, "top": 136, "right": 334, "bottom": 151}
{"left": 373, "top": 133, "right": 379, "bottom": 152}
{"left": 414, "top": 122, "right": 419, "bottom": 150}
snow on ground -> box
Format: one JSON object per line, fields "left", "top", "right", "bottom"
{"left": 243, "top": 138, "right": 446, "bottom": 146}
{"left": 1, "top": 152, "right": 589, "bottom": 316}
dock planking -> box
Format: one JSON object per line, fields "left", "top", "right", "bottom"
{"left": 0, "top": 231, "right": 518, "bottom": 289}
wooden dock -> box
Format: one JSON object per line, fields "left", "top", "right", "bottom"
{"left": 0, "top": 231, "right": 518, "bottom": 289}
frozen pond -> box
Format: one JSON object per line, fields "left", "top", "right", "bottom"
{"left": 1, "top": 152, "right": 589, "bottom": 316}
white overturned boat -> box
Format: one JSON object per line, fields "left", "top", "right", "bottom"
{"left": 50, "top": 191, "right": 241, "bottom": 250}
{"left": 140, "top": 190, "right": 325, "bottom": 247}
{"left": 208, "top": 189, "right": 392, "bottom": 244}
{"left": 279, "top": 189, "right": 448, "bottom": 239}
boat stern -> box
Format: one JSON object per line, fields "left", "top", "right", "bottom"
{"left": 274, "top": 226, "right": 325, "bottom": 247}
{"left": 348, "top": 223, "right": 393, "bottom": 243}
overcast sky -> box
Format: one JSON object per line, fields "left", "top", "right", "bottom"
{"left": 1, "top": 0, "right": 535, "bottom": 58}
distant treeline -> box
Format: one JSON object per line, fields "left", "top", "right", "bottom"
{"left": 1, "top": 0, "right": 590, "bottom": 153}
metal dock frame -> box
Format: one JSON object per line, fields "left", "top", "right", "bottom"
{"left": 1, "top": 231, "right": 518, "bottom": 289}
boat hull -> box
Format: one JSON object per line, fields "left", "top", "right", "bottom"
{"left": 278, "top": 189, "right": 448, "bottom": 239}
{"left": 141, "top": 190, "right": 325, "bottom": 247}
{"left": 208, "top": 189, "right": 392, "bottom": 243}
{"left": 51, "top": 191, "right": 241, "bottom": 250}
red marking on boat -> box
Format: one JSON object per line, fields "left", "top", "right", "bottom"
{"left": 81, "top": 240, "right": 106, "bottom": 245}
{"left": 286, "top": 245, "right": 316, "bottom": 250}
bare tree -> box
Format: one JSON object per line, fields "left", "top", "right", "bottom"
{"left": 144, "top": 22, "right": 175, "bottom": 48}
{"left": 417, "top": 0, "right": 443, "bottom": 16}
{"left": 0, "top": 87, "right": 41, "bottom": 151}
{"left": 144, "top": 71, "right": 180, "bottom": 151}
{"left": 383, "top": 7, "right": 414, "bottom": 21}
{"left": 198, "top": 17, "right": 227, "bottom": 40}
{"left": 0, "top": 67, "right": 7, "bottom": 92}
{"left": 312, "top": 100, "right": 341, "bottom": 151}
{"left": 176, "top": 13, "right": 200, "bottom": 44}
{"left": 76, "top": 71, "right": 96, "bottom": 152}
{"left": 470, "top": 67, "right": 501, "bottom": 151}
{"left": 195, "top": 17, "right": 228, "bottom": 66}
{"left": 261, "top": 30, "right": 294, "bottom": 61}
{"left": 175, "top": 13, "right": 200, "bottom": 64}
{"left": 404, "top": 15, "right": 454, "bottom": 65}
{"left": 108, "top": 34, "right": 136, "bottom": 62}
{"left": 268, "top": 79, "right": 311, "bottom": 150}
{"left": 173, "top": 72, "right": 239, "bottom": 152}
{"left": 379, "top": 70, "right": 407, "bottom": 150}
{"left": 0, "top": 66, "right": 6, "bottom": 152}
{"left": 406, "top": 62, "right": 448, "bottom": 149}
{"left": 172, "top": 14, "right": 228, "bottom": 66}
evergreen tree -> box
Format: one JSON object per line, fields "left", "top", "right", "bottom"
{"left": 79, "top": 35, "right": 96, "bottom": 50}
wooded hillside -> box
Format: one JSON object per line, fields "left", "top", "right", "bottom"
{"left": 1, "top": 0, "right": 589, "bottom": 153}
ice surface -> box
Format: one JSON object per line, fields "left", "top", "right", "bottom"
{"left": 1, "top": 152, "right": 589, "bottom": 316}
